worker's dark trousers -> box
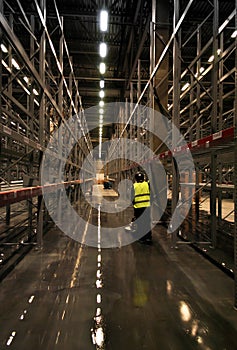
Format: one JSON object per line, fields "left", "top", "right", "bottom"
{"left": 134, "top": 206, "right": 152, "bottom": 240}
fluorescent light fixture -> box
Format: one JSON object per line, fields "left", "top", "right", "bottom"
{"left": 99, "top": 43, "right": 107, "bottom": 58}
{"left": 181, "top": 82, "right": 190, "bottom": 91}
{"left": 99, "top": 108, "right": 104, "bottom": 114}
{"left": 33, "top": 88, "right": 39, "bottom": 95}
{"left": 99, "top": 62, "right": 106, "bottom": 74}
{"left": 231, "top": 30, "right": 237, "bottom": 38}
{"left": 195, "top": 67, "right": 205, "bottom": 78}
{"left": 99, "top": 115, "right": 103, "bottom": 121}
{"left": 208, "top": 55, "right": 214, "bottom": 63}
{"left": 208, "top": 49, "right": 221, "bottom": 63}
{"left": 2, "top": 59, "right": 8, "bottom": 69}
{"left": 23, "top": 76, "right": 29, "bottom": 84}
{"left": 12, "top": 58, "right": 20, "bottom": 70}
{"left": 1, "top": 44, "right": 8, "bottom": 53}
{"left": 199, "top": 67, "right": 205, "bottom": 74}
{"left": 99, "top": 90, "right": 105, "bottom": 98}
{"left": 100, "top": 10, "right": 108, "bottom": 32}
{"left": 100, "top": 80, "right": 105, "bottom": 89}
{"left": 99, "top": 100, "right": 104, "bottom": 107}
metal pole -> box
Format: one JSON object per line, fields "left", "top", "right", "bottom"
{"left": 0, "top": 2, "right": 3, "bottom": 190}
{"left": 219, "top": 31, "right": 224, "bottom": 130}
{"left": 150, "top": 0, "right": 156, "bottom": 109}
{"left": 37, "top": 195, "right": 43, "bottom": 248}
{"left": 171, "top": 0, "right": 181, "bottom": 247}
{"left": 137, "top": 59, "right": 141, "bottom": 160}
{"left": 196, "top": 26, "right": 201, "bottom": 139}
{"left": 211, "top": 0, "right": 219, "bottom": 134}
{"left": 210, "top": 151, "right": 217, "bottom": 248}
{"left": 234, "top": 0, "right": 237, "bottom": 309}
{"left": 37, "top": 0, "right": 46, "bottom": 249}
{"left": 218, "top": 161, "right": 222, "bottom": 223}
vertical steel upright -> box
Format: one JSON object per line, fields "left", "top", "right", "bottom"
{"left": 234, "top": 0, "right": 237, "bottom": 309}
{"left": 137, "top": 59, "right": 141, "bottom": 161}
{"left": 130, "top": 81, "right": 133, "bottom": 166}
{"left": 211, "top": 0, "right": 218, "bottom": 134}
{"left": 149, "top": 0, "right": 156, "bottom": 152}
{"left": 57, "top": 16, "right": 64, "bottom": 224}
{"left": 196, "top": 27, "right": 201, "bottom": 140}
{"left": 37, "top": 0, "right": 46, "bottom": 249}
{"left": 210, "top": 151, "right": 217, "bottom": 248}
{"left": 210, "top": 0, "right": 219, "bottom": 248}
{"left": 0, "top": 1, "right": 3, "bottom": 188}
{"left": 171, "top": 0, "right": 181, "bottom": 247}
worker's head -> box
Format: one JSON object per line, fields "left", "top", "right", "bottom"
{"left": 135, "top": 172, "right": 144, "bottom": 182}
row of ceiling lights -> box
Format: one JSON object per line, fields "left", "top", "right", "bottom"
{"left": 98, "top": 9, "right": 109, "bottom": 159}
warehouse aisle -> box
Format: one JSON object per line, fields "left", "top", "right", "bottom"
{"left": 0, "top": 205, "right": 237, "bottom": 350}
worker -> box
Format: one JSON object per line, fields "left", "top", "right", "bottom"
{"left": 126, "top": 172, "right": 152, "bottom": 244}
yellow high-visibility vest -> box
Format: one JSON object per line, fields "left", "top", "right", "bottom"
{"left": 133, "top": 181, "right": 150, "bottom": 208}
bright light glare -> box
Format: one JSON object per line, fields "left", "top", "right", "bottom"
{"left": 208, "top": 49, "right": 221, "bottom": 63}
{"left": 100, "top": 80, "right": 105, "bottom": 89}
{"left": 179, "top": 301, "right": 191, "bottom": 322}
{"left": 100, "top": 10, "right": 108, "bottom": 32}
{"left": 99, "top": 100, "right": 104, "bottom": 107}
{"left": 12, "top": 58, "right": 20, "bottom": 70}
{"left": 99, "top": 90, "right": 105, "bottom": 98}
{"left": 231, "top": 30, "right": 237, "bottom": 38}
{"left": 99, "top": 62, "right": 106, "bottom": 74}
{"left": 24, "top": 76, "right": 29, "bottom": 84}
{"left": 199, "top": 67, "right": 205, "bottom": 74}
{"left": 208, "top": 55, "right": 214, "bottom": 63}
{"left": 99, "top": 43, "right": 107, "bottom": 58}
{"left": 1, "top": 44, "right": 8, "bottom": 53}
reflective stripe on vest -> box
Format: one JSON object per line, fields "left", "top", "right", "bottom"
{"left": 133, "top": 181, "right": 150, "bottom": 208}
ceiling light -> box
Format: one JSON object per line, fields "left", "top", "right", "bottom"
{"left": 100, "top": 10, "right": 108, "bottom": 32}
{"left": 199, "top": 67, "right": 205, "bottom": 74}
{"left": 2, "top": 59, "right": 8, "bottom": 69}
{"left": 99, "top": 115, "right": 103, "bottom": 121}
{"left": 99, "top": 43, "right": 107, "bottom": 58}
{"left": 12, "top": 58, "right": 20, "bottom": 70}
{"left": 1, "top": 44, "right": 8, "bottom": 53}
{"left": 33, "top": 88, "right": 39, "bottom": 95}
{"left": 208, "top": 55, "right": 214, "bottom": 63}
{"left": 23, "top": 76, "right": 29, "bottom": 84}
{"left": 195, "top": 67, "right": 205, "bottom": 78}
{"left": 99, "top": 63, "right": 106, "bottom": 74}
{"left": 231, "top": 30, "right": 237, "bottom": 38}
{"left": 208, "top": 49, "right": 221, "bottom": 63}
{"left": 99, "top": 100, "right": 104, "bottom": 107}
{"left": 99, "top": 108, "right": 104, "bottom": 114}
{"left": 99, "top": 90, "right": 105, "bottom": 98}
{"left": 100, "top": 80, "right": 105, "bottom": 89}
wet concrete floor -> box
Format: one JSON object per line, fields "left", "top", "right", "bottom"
{"left": 0, "top": 200, "right": 237, "bottom": 349}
